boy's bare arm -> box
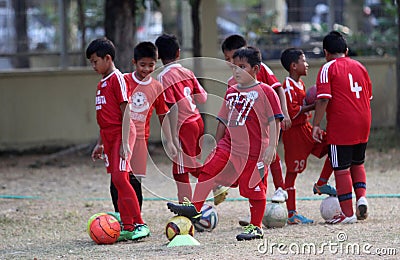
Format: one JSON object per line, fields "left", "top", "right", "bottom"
{"left": 158, "top": 114, "right": 178, "bottom": 157}
{"left": 167, "top": 103, "right": 180, "bottom": 149}
{"left": 263, "top": 118, "right": 280, "bottom": 166}
{"left": 215, "top": 121, "right": 226, "bottom": 143}
{"left": 312, "top": 99, "right": 329, "bottom": 142}
{"left": 275, "top": 86, "right": 292, "bottom": 130}
{"left": 91, "top": 135, "right": 104, "bottom": 161}
{"left": 120, "top": 101, "right": 133, "bottom": 159}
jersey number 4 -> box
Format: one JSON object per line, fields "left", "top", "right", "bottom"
{"left": 348, "top": 73, "right": 362, "bottom": 99}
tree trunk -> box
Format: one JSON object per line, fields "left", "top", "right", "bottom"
{"left": 190, "top": 0, "right": 201, "bottom": 57}
{"left": 77, "top": 0, "right": 86, "bottom": 66}
{"left": 104, "top": 0, "right": 136, "bottom": 73}
{"left": 397, "top": 3, "right": 400, "bottom": 131}
{"left": 12, "top": 0, "right": 30, "bottom": 68}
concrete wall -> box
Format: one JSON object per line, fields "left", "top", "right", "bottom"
{"left": 0, "top": 57, "right": 396, "bottom": 151}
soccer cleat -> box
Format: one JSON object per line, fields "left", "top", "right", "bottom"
{"left": 117, "top": 230, "right": 135, "bottom": 242}
{"left": 287, "top": 212, "right": 314, "bottom": 224}
{"left": 326, "top": 213, "right": 357, "bottom": 224}
{"left": 271, "top": 187, "right": 288, "bottom": 203}
{"left": 131, "top": 224, "right": 150, "bottom": 240}
{"left": 313, "top": 183, "right": 337, "bottom": 196}
{"left": 238, "top": 215, "right": 250, "bottom": 227}
{"left": 167, "top": 198, "right": 202, "bottom": 220}
{"left": 213, "top": 185, "right": 229, "bottom": 206}
{"left": 356, "top": 196, "right": 368, "bottom": 220}
{"left": 236, "top": 224, "right": 264, "bottom": 241}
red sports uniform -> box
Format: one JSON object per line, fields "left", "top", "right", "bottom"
{"left": 96, "top": 70, "right": 133, "bottom": 173}
{"left": 315, "top": 56, "right": 372, "bottom": 219}
{"left": 316, "top": 57, "right": 373, "bottom": 145}
{"left": 282, "top": 77, "right": 328, "bottom": 173}
{"left": 228, "top": 62, "right": 285, "bottom": 189}
{"left": 157, "top": 63, "right": 207, "bottom": 174}
{"left": 125, "top": 72, "right": 169, "bottom": 177}
{"left": 95, "top": 69, "right": 143, "bottom": 227}
{"left": 202, "top": 82, "right": 283, "bottom": 199}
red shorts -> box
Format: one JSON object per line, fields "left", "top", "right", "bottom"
{"left": 100, "top": 125, "right": 135, "bottom": 174}
{"left": 282, "top": 122, "right": 328, "bottom": 173}
{"left": 130, "top": 138, "right": 148, "bottom": 177}
{"left": 173, "top": 118, "right": 204, "bottom": 175}
{"left": 201, "top": 147, "right": 267, "bottom": 200}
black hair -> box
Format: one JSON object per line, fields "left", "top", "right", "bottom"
{"left": 134, "top": 41, "right": 158, "bottom": 61}
{"left": 155, "top": 33, "right": 179, "bottom": 61}
{"left": 221, "top": 34, "right": 247, "bottom": 52}
{"left": 232, "top": 46, "right": 261, "bottom": 67}
{"left": 323, "top": 31, "right": 348, "bottom": 54}
{"left": 86, "top": 37, "right": 115, "bottom": 60}
{"left": 280, "top": 48, "right": 304, "bottom": 72}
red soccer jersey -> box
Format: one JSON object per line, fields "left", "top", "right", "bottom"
{"left": 125, "top": 72, "right": 169, "bottom": 140}
{"left": 228, "top": 62, "right": 281, "bottom": 89}
{"left": 282, "top": 77, "right": 309, "bottom": 126}
{"left": 217, "top": 82, "right": 283, "bottom": 160}
{"left": 157, "top": 63, "right": 207, "bottom": 125}
{"left": 95, "top": 69, "right": 128, "bottom": 129}
{"left": 316, "top": 57, "right": 373, "bottom": 145}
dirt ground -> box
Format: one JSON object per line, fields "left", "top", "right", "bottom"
{"left": 0, "top": 144, "right": 399, "bottom": 259}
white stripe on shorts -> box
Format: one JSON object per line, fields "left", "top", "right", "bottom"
{"left": 330, "top": 145, "right": 338, "bottom": 168}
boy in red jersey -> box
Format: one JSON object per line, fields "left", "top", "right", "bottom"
{"left": 86, "top": 38, "right": 149, "bottom": 241}
{"left": 313, "top": 31, "right": 372, "bottom": 224}
{"left": 280, "top": 48, "right": 335, "bottom": 224}
{"left": 167, "top": 46, "right": 283, "bottom": 241}
{"left": 155, "top": 34, "right": 207, "bottom": 203}
{"left": 109, "top": 41, "right": 177, "bottom": 212}
{"left": 218, "top": 34, "right": 289, "bottom": 226}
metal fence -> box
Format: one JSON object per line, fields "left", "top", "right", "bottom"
{"left": 0, "top": 0, "right": 397, "bottom": 71}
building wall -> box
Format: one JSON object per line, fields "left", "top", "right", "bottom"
{"left": 0, "top": 57, "right": 396, "bottom": 151}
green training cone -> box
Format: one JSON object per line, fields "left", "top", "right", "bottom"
{"left": 167, "top": 234, "right": 200, "bottom": 247}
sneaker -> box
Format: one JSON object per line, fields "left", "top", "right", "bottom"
{"left": 167, "top": 197, "right": 202, "bottom": 220}
{"left": 236, "top": 224, "right": 264, "bottom": 241}
{"left": 356, "top": 196, "right": 368, "bottom": 220}
{"left": 131, "top": 224, "right": 150, "bottom": 240}
{"left": 238, "top": 215, "right": 250, "bottom": 227}
{"left": 117, "top": 230, "right": 135, "bottom": 242}
{"left": 271, "top": 187, "right": 288, "bottom": 203}
{"left": 313, "top": 183, "right": 337, "bottom": 196}
{"left": 326, "top": 213, "right": 357, "bottom": 224}
{"left": 287, "top": 212, "right": 314, "bottom": 224}
{"left": 213, "top": 185, "right": 229, "bottom": 206}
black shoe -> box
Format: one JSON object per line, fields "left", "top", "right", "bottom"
{"left": 236, "top": 224, "right": 264, "bottom": 241}
{"left": 167, "top": 198, "right": 201, "bottom": 220}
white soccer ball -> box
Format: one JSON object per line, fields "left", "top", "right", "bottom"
{"left": 262, "top": 202, "right": 288, "bottom": 228}
{"left": 320, "top": 196, "right": 342, "bottom": 221}
{"left": 193, "top": 204, "right": 218, "bottom": 232}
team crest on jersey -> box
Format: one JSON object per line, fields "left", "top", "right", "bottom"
{"left": 247, "top": 90, "right": 259, "bottom": 100}
{"left": 101, "top": 82, "right": 107, "bottom": 88}
{"left": 130, "top": 92, "right": 149, "bottom": 112}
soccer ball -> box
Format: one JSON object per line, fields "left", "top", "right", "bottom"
{"left": 87, "top": 212, "right": 107, "bottom": 236}
{"left": 89, "top": 214, "right": 121, "bottom": 244}
{"left": 305, "top": 84, "right": 317, "bottom": 105}
{"left": 262, "top": 202, "right": 288, "bottom": 228}
{"left": 193, "top": 203, "right": 219, "bottom": 232}
{"left": 165, "top": 216, "right": 195, "bottom": 241}
{"left": 320, "top": 196, "right": 342, "bottom": 221}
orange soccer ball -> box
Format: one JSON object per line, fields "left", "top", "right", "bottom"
{"left": 89, "top": 214, "right": 121, "bottom": 244}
